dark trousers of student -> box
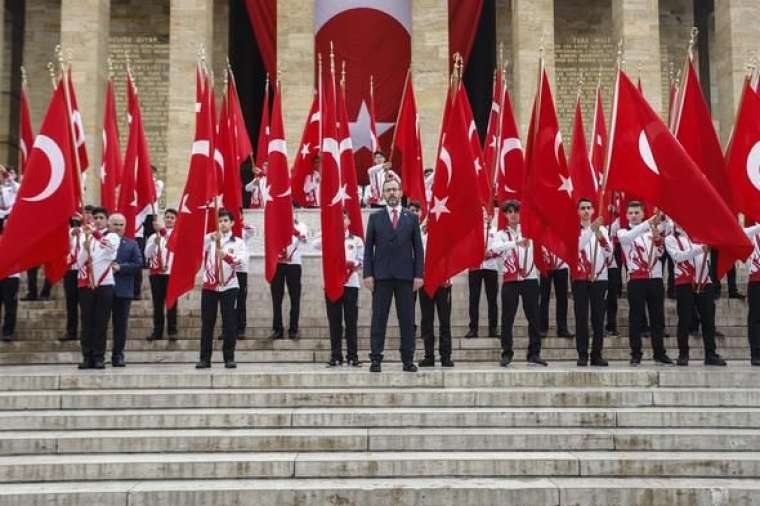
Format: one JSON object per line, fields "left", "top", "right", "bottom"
{"left": 501, "top": 279, "right": 541, "bottom": 359}
{"left": 236, "top": 272, "right": 248, "bottom": 334}
{"left": 111, "top": 297, "right": 131, "bottom": 362}
{"left": 539, "top": 268, "right": 569, "bottom": 332}
{"left": 326, "top": 286, "right": 359, "bottom": 361}
{"left": 270, "top": 264, "right": 301, "bottom": 333}
{"left": 572, "top": 280, "right": 607, "bottom": 360}
{"left": 467, "top": 269, "right": 498, "bottom": 332}
{"left": 0, "top": 278, "right": 19, "bottom": 336}
{"left": 63, "top": 270, "right": 79, "bottom": 338}
{"left": 134, "top": 237, "right": 146, "bottom": 299}
{"left": 149, "top": 274, "right": 177, "bottom": 338}
{"left": 710, "top": 249, "right": 739, "bottom": 295}
{"left": 369, "top": 279, "right": 415, "bottom": 365}
{"left": 420, "top": 286, "right": 452, "bottom": 361}
{"left": 26, "top": 266, "right": 51, "bottom": 298}
{"left": 627, "top": 278, "right": 667, "bottom": 359}
{"left": 200, "top": 288, "right": 238, "bottom": 363}
{"left": 606, "top": 267, "right": 621, "bottom": 332}
{"left": 79, "top": 286, "right": 114, "bottom": 362}
{"left": 675, "top": 283, "right": 717, "bottom": 358}
{"left": 749, "top": 282, "right": 760, "bottom": 359}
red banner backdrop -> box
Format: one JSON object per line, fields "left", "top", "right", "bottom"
{"left": 448, "top": 0, "right": 484, "bottom": 71}
{"left": 244, "top": 0, "right": 277, "bottom": 77}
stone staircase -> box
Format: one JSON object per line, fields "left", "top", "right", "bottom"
{"left": 0, "top": 364, "right": 760, "bottom": 504}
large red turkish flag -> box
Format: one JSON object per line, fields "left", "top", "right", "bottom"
{"left": 264, "top": 83, "right": 294, "bottom": 283}
{"left": 100, "top": 79, "right": 122, "bottom": 212}
{"left": 605, "top": 69, "right": 752, "bottom": 277}
{"left": 726, "top": 78, "right": 760, "bottom": 225}
{"left": 393, "top": 73, "right": 427, "bottom": 217}
{"left": 18, "top": 85, "right": 34, "bottom": 170}
{"left": 568, "top": 96, "right": 596, "bottom": 203}
{"left": 315, "top": 1, "right": 411, "bottom": 184}
{"left": 66, "top": 68, "right": 88, "bottom": 173}
{"left": 0, "top": 81, "right": 76, "bottom": 281}
{"left": 219, "top": 88, "right": 243, "bottom": 238}
{"left": 589, "top": 84, "right": 606, "bottom": 192}
{"left": 494, "top": 85, "right": 524, "bottom": 230}
{"left": 424, "top": 89, "right": 485, "bottom": 296}
{"left": 291, "top": 90, "right": 321, "bottom": 207}
{"left": 338, "top": 75, "right": 364, "bottom": 238}
{"left": 483, "top": 69, "right": 502, "bottom": 195}
{"left": 228, "top": 73, "right": 254, "bottom": 166}
{"left": 457, "top": 84, "right": 490, "bottom": 210}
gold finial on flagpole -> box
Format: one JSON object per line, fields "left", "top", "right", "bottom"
{"left": 499, "top": 42, "right": 504, "bottom": 72}
{"left": 539, "top": 35, "right": 545, "bottom": 61}
{"left": 616, "top": 39, "right": 624, "bottom": 69}
{"left": 46, "top": 62, "right": 57, "bottom": 89}
{"left": 597, "top": 64, "right": 603, "bottom": 88}
{"left": 329, "top": 41, "right": 336, "bottom": 75}
{"left": 20, "top": 66, "right": 27, "bottom": 89}
{"left": 688, "top": 26, "right": 698, "bottom": 56}
{"left": 107, "top": 57, "right": 114, "bottom": 81}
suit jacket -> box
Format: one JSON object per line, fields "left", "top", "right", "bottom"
{"left": 363, "top": 207, "right": 424, "bottom": 281}
{"left": 113, "top": 236, "right": 144, "bottom": 299}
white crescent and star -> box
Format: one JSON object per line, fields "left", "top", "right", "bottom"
{"left": 638, "top": 130, "right": 660, "bottom": 175}
{"left": 24, "top": 135, "right": 65, "bottom": 202}
{"left": 746, "top": 140, "right": 760, "bottom": 191}
{"left": 72, "top": 110, "right": 86, "bottom": 147}
{"left": 429, "top": 195, "right": 450, "bottom": 221}
{"left": 348, "top": 100, "right": 393, "bottom": 152}
{"left": 558, "top": 173, "right": 573, "bottom": 198}
{"left": 499, "top": 138, "right": 522, "bottom": 176}
{"left": 438, "top": 146, "right": 453, "bottom": 187}
{"left": 268, "top": 138, "right": 287, "bottom": 157}
{"left": 554, "top": 132, "right": 564, "bottom": 164}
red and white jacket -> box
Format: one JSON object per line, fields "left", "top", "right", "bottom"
{"left": 68, "top": 227, "right": 83, "bottom": 272}
{"left": 364, "top": 164, "right": 400, "bottom": 206}
{"left": 471, "top": 224, "right": 500, "bottom": 272}
{"left": 745, "top": 224, "right": 760, "bottom": 283}
{"left": 279, "top": 220, "right": 309, "bottom": 266}
{"left": 202, "top": 232, "right": 247, "bottom": 292}
{"left": 144, "top": 228, "right": 174, "bottom": 275}
{"left": 574, "top": 224, "right": 613, "bottom": 281}
{"left": 664, "top": 230, "right": 710, "bottom": 287}
{"left": 607, "top": 218, "right": 620, "bottom": 269}
{"left": 617, "top": 220, "right": 664, "bottom": 280}
{"left": 541, "top": 246, "right": 568, "bottom": 272}
{"left": 494, "top": 224, "right": 538, "bottom": 282}
{"left": 77, "top": 228, "right": 120, "bottom": 288}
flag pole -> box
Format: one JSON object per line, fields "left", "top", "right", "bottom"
{"left": 389, "top": 68, "right": 410, "bottom": 163}
{"left": 55, "top": 46, "right": 84, "bottom": 215}
{"left": 19, "top": 66, "right": 29, "bottom": 175}
{"left": 597, "top": 39, "right": 623, "bottom": 222}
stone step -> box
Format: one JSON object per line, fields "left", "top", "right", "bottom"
{"left": 1, "top": 477, "right": 759, "bottom": 506}
{"left": 3, "top": 406, "right": 760, "bottom": 431}
{"left": 3, "top": 450, "right": 760, "bottom": 482}
{"left": 3, "top": 427, "right": 760, "bottom": 455}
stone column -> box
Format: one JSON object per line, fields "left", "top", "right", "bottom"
{"left": 511, "top": 0, "right": 555, "bottom": 136}
{"left": 715, "top": 0, "right": 760, "bottom": 144}
{"left": 165, "top": 0, "right": 214, "bottom": 206}
{"left": 611, "top": 0, "right": 663, "bottom": 116}
{"left": 60, "top": 0, "right": 110, "bottom": 203}
{"left": 411, "top": 0, "right": 448, "bottom": 168}
{"left": 277, "top": 0, "right": 314, "bottom": 162}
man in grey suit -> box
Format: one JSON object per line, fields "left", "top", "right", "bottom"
{"left": 363, "top": 178, "right": 424, "bottom": 373}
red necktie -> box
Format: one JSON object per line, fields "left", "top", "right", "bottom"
{"left": 392, "top": 209, "right": 399, "bottom": 229}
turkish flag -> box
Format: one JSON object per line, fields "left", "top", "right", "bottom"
{"left": 338, "top": 75, "right": 364, "bottom": 238}
{"left": 66, "top": 68, "right": 88, "bottom": 173}
{"left": 368, "top": 78, "right": 380, "bottom": 153}
{"left": 674, "top": 56, "right": 734, "bottom": 211}
{"left": 315, "top": 1, "right": 411, "bottom": 184}
{"left": 166, "top": 68, "right": 215, "bottom": 308}
{"left": 589, "top": 85, "right": 607, "bottom": 192}
{"left": 605, "top": 69, "right": 752, "bottom": 277}
{"left": 319, "top": 61, "right": 347, "bottom": 302}
{"left": 726, "top": 77, "right": 760, "bottom": 225}
{"left": 424, "top": 89, "right": 485, "bottom": 296}
{"left": 100, "top": 79, "right": 122, "bottom": 212}
{"left": 494, "top": 85, "right": 524, "bottom": 229}
{"left": 264, "top": 83, "right": 294, "bottom": 283}
{"left": 522, "top": 68, "right": 578, "bottom": 272}
{"left": 118, "top": 72, "right": 156, "bottom": 239}
{"left": 18, "top": 86, "right": 34, "bottom": 170}
{"left": 568, "top": 96, "right": 596, "bottom": 203}
{"left": 457, "top": 84, "right": 490, "bottom": 210}
{"left": 0, "top": 81, "right": 77, "bottom": 281}
{"left": 483, "top": 69, "right": 502, "bottom": 195}
{"left": 291, "top": 90, "right": 321, "bottom": 207}
{"left": 255, "top": 79, "right": 270, "bottom": 169}
{"left": 393, "top": 72, "right": 427, "bottom": 217}
{"left": 219, "top": 87, "right": 243, "bottom": 238}
{"left": 228, "top": 72, "right": 254, "bottom": 165}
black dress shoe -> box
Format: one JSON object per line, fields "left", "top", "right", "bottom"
{"left": 714, "top": 330, "right": 726, "bottom": 338}
{"left": 288, "top": 329, "right": 300, "bottom": 340}
{"left": 112, "top": 357, "right": 126, "bottom": 367}
{"left": 146, "top": 334, "right": 161, "bottom": 341}
{"left": 402, "top": 363, "right": 418, "bottom": 373}
{"left": 1, "top": 334, "right": 14, "bottom": 342}
{"left": 92, "top": 359, "right": 106, "bottom": 370}
{"left": 20, "top": 295, "right": 37, "bottom": 301}
{"left": 369, "top": 361, "right": 381, "bottom": 373}
{"left": 654, "top": 354, "right": 674, "bottom": 366}
{"left": 630, "top": 355, "right": 642, "bottom": 367}
{"left": 676, "top": 354, "right": 689, "bottom": 366}
{"left": 527, "top": 355, "right": 548, "bottom": 367}
{"left": 195, "top": 360, "right": 211, "bottom": 369}
{"left": 539, "top": 330, "right": 548, "bottom": 338}
{"left": 270, "top": 330, "right": 284, "bottom": 340}
{"left": 752, "top": 358, "right": 760, "bottom": 367}
{"left": 327, "top": 358, "right": 343, "bottom": 367}
{"left": 418, "top": 357, "right": 435, "bottom": 367}
{"left": 500, "top": 356, "right": 512, "bottom": 367}
{"left": 590, "top": 356, "right": 609, "bottom": 367}
{"left": 237, "top": 332, "right": 246, "bottom": 340}
{"left": 464, "top": 329, "right": 478, "bottom": 338}
{"left": 488, "top": 327, "right": 499, "bottom": 338}
{"left": 217, "top": 334, "right": 224, "bottom": 341}
{"left": 77, "top": 360, "right": 91, "bottom": 369}
{"left": 704, "top": 354, "right": 727, "bottom": 366}
{"left": 348, "top": 358, "right": 362, "bottom": 367}
{"left": 167, "top": 329, "right": 178, "bottom": 337}
{"left": 577, "top": 356, "right": 588, "bottom": 367}
{"left": 605, "top": 328, "right": 619, "bottom": 337}
{"left": 224, "top": 360, "right": 237, "bottom": 369}
{"left": 557, "top": 330, "right": 575, "bottom": 339}
{"left": 729, "top": 292, "right": 746, "bottom": 300}
{"left": 441, "top": 358, "right": 454, "bottom": 368}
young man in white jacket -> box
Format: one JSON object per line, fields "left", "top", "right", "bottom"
{"left": 144, "top": 209, "right": 177, "bottom": 341}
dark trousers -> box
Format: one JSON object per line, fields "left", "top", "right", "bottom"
{"left": 236, "top": 272, "right": 248, "bottom": 334}
{"left": 710, "top": 249, "right": 739, "bottom": 295}
{"left": 0, "top": 278, "right": 19, "bottom": 336}
{"left": 325, "top": 286, "right": 359, "bottom": 361}
{"left": 675, "top": 283, "right": 716, "bottom": 357}
{"left": 369, "top": 279, "right": 415, "bottom": 364}
{"left": 627, "top": 278, "right": 667, "bottom": 359}
{"left": 149, "top": 274, "right": 177, "bottom": 338}
{"left": 572, "top": 280, "right": 607, "bottom": 360}
{"left": 111, "top": 297, "right": 131, "bottom": 361}
{"left": 63, "top": 270, "right": 79, "bottom": 337}
{"left": 467, "top": 269, "right": 498, "bottom": 331}
{"left": 606, "top": 267, "right": 621, "bottom": 331}
{"left": 200, "top": 288, "right": 238, "bottom": 362}
{"left": 26, "top": 266, "right": 51, "bottom": 298}
{"left": 270, "top": 263, "right": 301, "bottom": 332}
{"left": 501, "top": 279, "right": 541, "bottom": 359}
{"left": 748, "top": 282, "right": 760, "bottom": 359}
{"left": 134, "top": 237, "right": 145, "bottom": 298}
{"left": 79, "top": 285, "right": 114, "bottom": 362}
{"left": 539, "top": 268, "right": 569, "bottom": 332}
{"left": 420, "top": 286, "right": 452, "bottom": 360}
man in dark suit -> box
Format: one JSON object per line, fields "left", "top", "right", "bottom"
{"left": 109, "top": 213, "right": 144, "bottom": 367}
{"left": 363, "top": 178, "right": 424, "bottom": 373}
